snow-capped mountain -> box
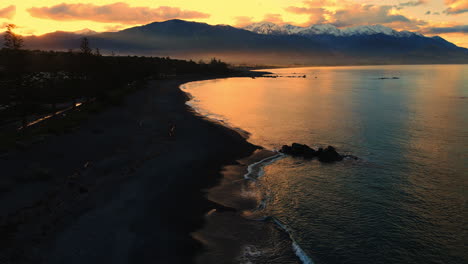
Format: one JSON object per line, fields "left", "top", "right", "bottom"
{"left": 243, "top": 22, "right": 421, "bottom": 38}
{"left": 297, "top": 24, "right": 342, "bottom": 36}
{"left": 282, "top": 24, "right": 304, "bottom": 34}
{"left": 243, "top": 22, "right": 289, "bottom": 35}
{"left": 339, "top": 25, "right": 422, "bottom": 37}
{"left": 22, "top": 20, "right": 467, "bottom": 65}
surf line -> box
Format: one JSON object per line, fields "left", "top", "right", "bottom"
{"left": 244, "top": 152, "right": 286, "bottom": 180}
{"left": 243, "top": 154, "right": 316, "bottom": 264}
{"left": 268, "top": 216, "right": 315, "bottom": 264}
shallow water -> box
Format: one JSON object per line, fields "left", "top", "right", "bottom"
{"left": 183, "top": 65, "right": 468, "bottom": 264}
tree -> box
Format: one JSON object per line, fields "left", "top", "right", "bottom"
{"left": 80, "top": 37, "right": 92, "bottom": 55}
{"left": 3, "top": 24, "right": 24, "bottom": 50}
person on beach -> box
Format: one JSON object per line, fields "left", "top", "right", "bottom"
{"left": 169, "top": 122, "right": 176, "bottom": 137}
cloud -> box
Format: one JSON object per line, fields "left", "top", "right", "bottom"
{"left": 422, "top": 25, "right": 468, "bottom": 34}
{"left": 234, "top": 14, "right": 288, "bottom": 27}
{"left": 284, "top": 1, "right": 422, "bottom": 28}
{"left": 27, "top": 2, "right": 210, "bottom": 24}
{"left": 425, "top": 10, "right": 441, "bottom": 15}
{"left": 285, "top": 5, "right": 329, "bottom": 24}
{"left": 104, "top": 25, "right": 126, "bottom": 32}
{"left": 234, "top": 16, "right": 255, "bottom": 27}
{"left": 234, "top": 14, "right": 293, "bottom": 27}
{"left": 331, "top": 5, "right": 412, "bottom": 27}
{"left": 0, "top": 5, "right": 15, "bottom": 19}
{"left": 399, "top": 0, "right": 427, "bottom": 7}
{"left": 444, "top": 0, "right": 468, "bottom": 14}
{"left": 263, "top": 14, "right": 286, "bottom": 25}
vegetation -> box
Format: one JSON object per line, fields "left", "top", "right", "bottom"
{"left": 0, "top": 25, "right": 232, "bottom": 151}
{"left": 79, "top": 37, "right": 92, "bottom": 55}
{"left": 3, "top": 24, "right": 23, "bottom": 50}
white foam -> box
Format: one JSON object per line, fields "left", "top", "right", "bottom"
{"left": 244, "top": 153, "right": 285, "bottom": 180}
{"left": 183, "top": 81, "right": 313, "bottom": 264}
{"left": 293, "top": 242, "right": 315, "bottom": 264}
{"left": 238, "top": 245, "right": 263, "bottom": 264}
{"left": 271, "top": 217, "right": 315, "bottom": 264}
{"left": 242, "top": 153, "right": 316, "bottom": 264}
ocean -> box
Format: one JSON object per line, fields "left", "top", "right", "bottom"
{"left": 182, "top": 65, "right": 467, "bottom": 264}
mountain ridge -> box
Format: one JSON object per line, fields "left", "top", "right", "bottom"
{"left": 243, "top": 21, "right": 424, "bottom": 38}
{"left": 13, "top": 19, "right": 468, "bottom": 65}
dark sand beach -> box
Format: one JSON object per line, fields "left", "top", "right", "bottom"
{"left": 0, "top": 75, "right": 277, "bottom": 263}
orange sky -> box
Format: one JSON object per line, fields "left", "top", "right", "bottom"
{"left": 0, "top": 0, "right": 467, "bottom": 47}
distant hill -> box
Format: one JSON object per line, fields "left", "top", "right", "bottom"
{"left": 17, "top": 19, "right": 468, "bottom": 65}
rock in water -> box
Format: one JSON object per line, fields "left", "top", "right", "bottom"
{"left": 280, "top": 143, "right": 344, "bottom": 162}
{"left": 280, "top": 143, "right": 316, "bottom": 158}
{"left": 318, "top": 146, "right": 343, "bottom": 162}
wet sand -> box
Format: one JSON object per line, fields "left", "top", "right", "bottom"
{"left": 0, "top": 75, "right": 267, "bottom": 263}
{"left": 194, "top": 151, "right": 301, "bottom": 264}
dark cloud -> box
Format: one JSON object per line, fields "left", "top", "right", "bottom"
{"left": 423, "top": 25, "right": 468, "bottom": 34}
{"left": 444, "top": 0, "right": 468, "bottom": 14}
{"left": 444, "top": 7, "right": 468, "bottom": 14}
{"left": 425, "top": 11, "right": 431, "bottom": 15}
{"left": 0, "top": 5, "right": 15, "bottom": 19}
{"left": 399, "top": 0, "right": 427, "bottom": 7}
{"left": 27, "top": 2, "right": 210, "bottom": 24}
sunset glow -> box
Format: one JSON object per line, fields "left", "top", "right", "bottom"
{"left": 0, "top": 0, "right": 467, "bottom": 47}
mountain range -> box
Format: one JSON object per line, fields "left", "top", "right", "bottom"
{"left": 243, "top": 22, "right": 421, "bottom": 38}
{"left": 16, "top": 19, "right": 468, "bottom": 65}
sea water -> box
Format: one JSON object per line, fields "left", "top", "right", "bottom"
{"left": 183, "top": 65, "right": 467, "bottom": 264}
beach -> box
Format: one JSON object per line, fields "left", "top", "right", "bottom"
{"left": 0, "top": 75, "right": 265, "bottom": 263}
{"left": 3, "top": 65, "right": 465, "bottom": 264}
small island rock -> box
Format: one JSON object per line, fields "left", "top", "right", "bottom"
{"left": 280, "top": 143, "right": 344, "bottom": 162}
{"left": 318, "top": 146, "right": 343, "bottom": 162}
{"left": 281, "top": 143, "right": 316, "bottom": 158}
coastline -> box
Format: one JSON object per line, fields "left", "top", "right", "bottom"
{"left": 0, "top": 72, "right": 268, "bottom": 263}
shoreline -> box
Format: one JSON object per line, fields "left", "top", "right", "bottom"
{"left": 183, "top": 80, "right": 305, "bottom": 263}
{"left": 0, "top": 72, "right": 268, "bottom": 263}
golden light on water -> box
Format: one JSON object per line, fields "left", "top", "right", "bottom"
{"left": 184, "top": 65, "right": 468, "bottom": 151}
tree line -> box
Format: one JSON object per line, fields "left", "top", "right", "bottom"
{"left": 0, "top": 25, "right": 231, "bottom": 129}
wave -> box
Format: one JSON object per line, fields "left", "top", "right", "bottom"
{"left": 269, "top": 216, "right": 315, "bottom": 264}
{"left": 244, "top": 153, "right": 285, "bottom": 180}
{"left": 243, "top": 154, "right": 315, "bottom": 264}
{"left": 182, "top": 80, "right": 313, "bottom": 264}
{"left": 293, "top": 242, "right": 315, "bottom": 264}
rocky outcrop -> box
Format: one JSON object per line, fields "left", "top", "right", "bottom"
{"left": 316, "top": 146, "right": 343, "bottom": 162}
{"left": 280, "top": 143, "right": 344, "bottom": 162}
{"left": 280, "top": 143, "right": 316, "bottom": 158}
